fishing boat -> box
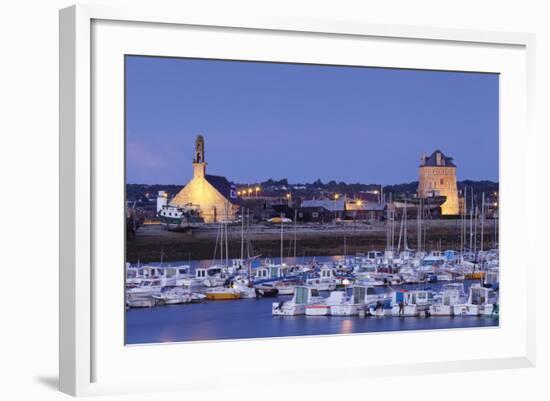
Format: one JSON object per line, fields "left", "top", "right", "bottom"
{"left": 305, "top": 265, "right": 340, "bottom": 291}
{"left": 126, "top": 295, "right": 156, "bottom": 308}
{"left": 429, "top": 283, "right": 464, "bottom": 316}
{"left": 231, "top": 278, "right": 256, "bottom": 298}
{"left": 126, "top": 278, "right": 163, "bottom": 298}
{"left": 273, "top": 279, "right": 300, "bottom": 295}
{"left": 330, "top": 286, "right": 369, "bottom": 316}
{"left": 272, "top": 286, "right": 322, "bottom": 316}
{"left": 194, "top": 266, "right": 232, "bottom": 288}
{"left": 152, "top": 287, "right": 197, "bottom": 305}
{"left": 254, "top": 283, "right": 279, "bottom": 298}
{"left": 158, "top": 204, "right": 204, "bottom": 231}
{"left": 305, "top": 291, "right": 347, "bottom": 316}
{"left": 205, "top": 287, "right": 241, "bottom": 300}
{"left": 453, "top": 284, "right": 497, "bottom": 316}
{"left": 391, "top": 289, "right": 432, "bottom": 317}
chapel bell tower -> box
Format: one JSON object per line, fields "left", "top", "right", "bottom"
{"left": 193, "top": 135, "right": 207, "bottom": 178}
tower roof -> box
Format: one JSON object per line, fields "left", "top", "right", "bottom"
{"left": 420, "top": 150, "right": 456, "bottom": 167}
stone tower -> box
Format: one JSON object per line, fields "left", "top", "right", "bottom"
{"left": 193, "top": 135, "right": 207, "bottom": 178}
{"left": 417, "top": 150, "right": 459, "bottom": 215}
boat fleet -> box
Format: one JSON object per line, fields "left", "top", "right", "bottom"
{"left": 126, "top": 248, "right": 499, "bottom": 320}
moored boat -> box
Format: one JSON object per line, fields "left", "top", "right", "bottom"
{"left": 272, "top": 286, "right": 322, "bottom": 316}
{"left": 205, "top": 287, "right": 241, "bottom": 300}
{"left": 305, "top": 291, "right": 347, "bottom": 316}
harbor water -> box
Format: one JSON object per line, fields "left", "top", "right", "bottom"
{"left": 126, "top": 296, "right": 498, "bottom": 345}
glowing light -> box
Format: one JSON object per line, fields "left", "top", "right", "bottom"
{"left": 342, "top": 278, "right": 350, "bottom": 286}
{"left": 286, "top": 193, "right": 291, "bottom": 199}
{"left": 357, "top": 200, "right": 362, "bottom": 206}
{"left": 334, "top": 194, "right": 340, "bottom": 200}
{"left": 374, "top": 190, "right": 379, "bottom": 195}
{"left": 237, "top": 191, "right": 241, "bottom": 196}
{"left": 255, "top": 186, "right": 260, "bottom": 191}
{"left": 493, "top": 202, "right": 498, "bottom": 207}
{"left": 248, "top": 188, "right": 252, "bottom": 194}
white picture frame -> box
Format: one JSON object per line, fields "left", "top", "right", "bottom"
{"left": 59, "top": 4, "right": 536, "bottom": 397}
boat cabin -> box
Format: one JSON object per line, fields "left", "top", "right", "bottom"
{"left": 441, "top": 286, "right": 462, "bottom": 306}
{"left": 393, "top": 289, "right": 431, "bottom": 305}
{"left": 484, "top": 270, "right": 499, "bottom": 287}
{"left": 468, "top": 285, "right": 493, "bottom": 305}
{"left": 255, "top": 265, "right": 289, "bottom": 280}
{"left": 320, "top": 266, "right": 336, "bottom": 279}
{"left": 136, "top": 278, "right": 162, "bottom": 288}
{"left": 195, "top": 268, "right": 208, "bottom": 279}
{"left": 160, "top": 265, "right": 191, "bottom": 279}
{"left": 293, "top": 286, "right": 320, "bottom": 305}
{"left": 420, "top": 253, "right": 446, "bottom": 271}
{"left": 366, "top": 251, "right": 384, "bottom": 261}
{"left": 350, "top": 286, "right": 367, "bottom": 304}
{"left": 138, "top": 266, "right": 163, "bottom": 278}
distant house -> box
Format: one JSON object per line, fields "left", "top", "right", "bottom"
{"left": 345, "top": 199, "right": 386, "bottom": 221}
{"left": 170, "top": 135, "right": 241, "bottom": 223}
{"left": 300, "top": 199, "right": 345, "bottom": 220}
{"left": 297, "top": 206, "right": 332, "bottom": 223}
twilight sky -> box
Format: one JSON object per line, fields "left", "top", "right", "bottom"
{"left": 125, "top": 56, "right": 499, "bottom": 185}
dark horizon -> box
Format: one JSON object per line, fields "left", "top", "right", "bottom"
{"left": 126, "top": 56, "right": 499, "bottom": 185}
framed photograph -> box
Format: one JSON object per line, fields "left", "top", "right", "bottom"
{"left": 60, "top": 4, "right": 536, "bottom": 396}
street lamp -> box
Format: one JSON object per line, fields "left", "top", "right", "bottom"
{"left": 255, "top": 186, "right": 260, "bottom": 197}
{"left": 334, "top": 194, "right": 340, "bottom": 221}
{"left": 248, "top": 188, "right": 253, "bottom": 196}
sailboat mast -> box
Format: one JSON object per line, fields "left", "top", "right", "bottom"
{"left": 219, "top": 222, "right": 223, "bottom": 264}
{"left": 293, "top": 208, "right": 297, "bottom": 260}
{"left": 240, "top": 208, "right": 245, "bottom": 261}
{"left": 386, "top": 196, "right": 391, "bottom": 251}
{"left": 473, "top": 205, "right": 478, "bottom": 254}
{"left": 480, "top": 193, "right": 485, "bottom": 252}
{"left": 416, "top": 198, "right": 422, "bottom": 253}
{"left": 280, "top": 213, "right": 284, "bottom": 265}
{"left": 397, "top": 205, "right": 404, "bottom": 253}
{"left": 391, "top": 193, "right": 395, "bottom": 252}
{"left": 225, "top": 220, "right": 229, "bottom": 267}
{"left": 469, "top": 188, "right": 474, "bottom": 251}
{"left": 404, "top": 199, "right": 408, "bottom": 250}
{"left": 247, "top": 210, "right": 253, "bottom": 286}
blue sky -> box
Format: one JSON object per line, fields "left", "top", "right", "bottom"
{"left": 125, "top": 56, "right": 499, "bottom": 185}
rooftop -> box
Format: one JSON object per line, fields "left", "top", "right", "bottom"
{"left": 420, "top": 150, "right": 456, "bottom": 168}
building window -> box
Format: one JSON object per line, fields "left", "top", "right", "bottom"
{"left": 440, "top": 179, "right": 444, "bottom": 185}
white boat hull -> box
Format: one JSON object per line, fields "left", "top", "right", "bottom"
{"left": 126, "top": 297, "right": 155, "bottom": 308}
{"left": 275, "top": 287, "right": 295, "bottom": 295}
{"left": 391, "top": 304, "right": 420, "bottom": 317}
{"left": 453, "top": 304, "right": 480, "bottom": 316}
{"left": 330, "top": 304, "right": 360, "bottom": 316}
{"left": 272, "top": 302, "right": 306, "bottom": 316}
{"left": 429, "top": 304, "right": 454, "bottom": 316}
{"left": 305, "top": 305, "right": 330, "bottom": 316}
